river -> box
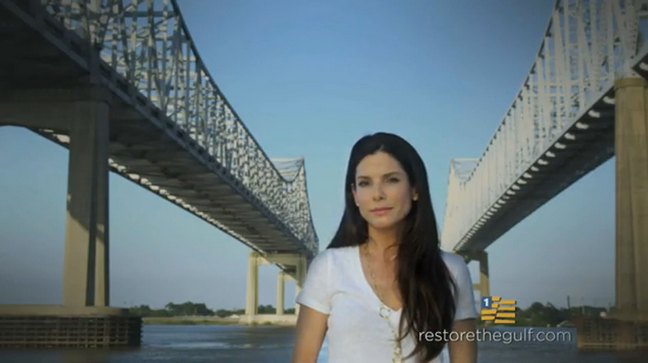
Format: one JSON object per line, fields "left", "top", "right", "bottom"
{"left": 0, "top": 325, "right": 644, "bottom": 362}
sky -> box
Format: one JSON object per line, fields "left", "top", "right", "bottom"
{"left": 0, "top": 0, "right": 616, "bottom": 311}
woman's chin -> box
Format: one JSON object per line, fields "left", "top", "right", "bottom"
{"left": 367, "top": 220, "right": 400, "bottom": 231}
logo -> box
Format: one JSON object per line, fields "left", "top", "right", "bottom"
{"left": 480, "top": 296, "right": 516, "bottom": 324}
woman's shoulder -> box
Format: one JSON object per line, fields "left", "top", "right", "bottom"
{"left": 310, "top": 245, "right": 358, "bottom": 265}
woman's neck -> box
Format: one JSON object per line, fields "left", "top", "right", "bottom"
{"left": 366, "top": 227, "right": 400, "bottom": 259}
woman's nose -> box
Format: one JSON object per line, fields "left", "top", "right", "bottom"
{"left": 372, "top": 184, "right": 386, "bottom": 201}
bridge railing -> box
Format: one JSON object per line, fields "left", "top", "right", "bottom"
{"left": 442, "top": 0, "right": 648, "bottom": 251}
{"left": 39, "top": 0, "right": 318, "bottom": 253}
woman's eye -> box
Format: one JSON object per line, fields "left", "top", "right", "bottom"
{"left": 357, "top": 181, "right": 369, "bottom": 187}
{"left": 388, "top": 178, "right": 399, "bottom": 183}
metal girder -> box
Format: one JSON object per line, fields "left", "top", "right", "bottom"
{"left": 442, "top": 0, "right": 648, "bottom": 253}
{"left": 2, "top": 0, "right": 321, "bottom": 256}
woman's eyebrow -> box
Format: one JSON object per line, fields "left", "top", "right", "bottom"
{"left": 356, "top": 171, "right": 403, "bottom": 179}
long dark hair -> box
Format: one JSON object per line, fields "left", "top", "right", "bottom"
{"left": 328, "top": 132, "right": 456, "bottom": 361}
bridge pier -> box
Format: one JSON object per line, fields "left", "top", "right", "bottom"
{"left": 574, "top": 78, "right": 648, "bottom": 351}
{"left": 244, "top": 252, "right": 261, "bottom": 319}
{"left": 0, "top": 88, "right": 113, "bottom": 306}
{"left": 466, "top": 251, "right": 490, "bottom": 300}
{"left": 276, "top": 271, "right": 286, "bottom": 315}
{"left": 241, "top": 252, "right": 306, "bottom": 325}
{"left": 613, "top": 78, "right": 648, "bottom": 321}
{"left": 0, "top": 87, "right": 141, "bottom": 347}
{"left": 63, "top": 101, "right": 111, "bottom": 307}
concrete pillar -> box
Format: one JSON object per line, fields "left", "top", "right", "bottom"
{"left": 276, "top": 271, "right": 285, "bottom": 315}
{"left": 614, "top": 78, "right": 648, "bottom": 319}
{"left": 93, "top": 107, "right": 110, "bottom": 307}
{"left": 0, "top": 87, "right": 112, "bottom": 307}
{"left": 63, "top": 101, "right": 110, "bottom": 307}
{"left": 467, "top": 251, "right": 489, "bottom": 299}
{"left": 243, "top": 252, "right": 308, "bottom": 318}
{"left": 245, "top": 252, "right": 259, "bottom": 317}
{"left": 294, "top": 255, "right": 307, "bottom": 316}
{"left": 477, "top": 251, "right": 490, "bottom": 299}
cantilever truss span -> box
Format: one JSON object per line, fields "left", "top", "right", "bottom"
{"left": 0, "top": 0, "right": 319, "bottom": 264}
{"left": 442, "top": 0, "right": 648, "bottom": 254}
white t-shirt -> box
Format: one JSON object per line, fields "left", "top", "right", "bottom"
{"left": 296, "top": 245, "right": 478, "bottom": 363}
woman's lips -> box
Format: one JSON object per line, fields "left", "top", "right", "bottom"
{"left": 370, "top": 208, "right": 392, "bottom": 216}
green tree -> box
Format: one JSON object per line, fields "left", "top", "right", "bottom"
{"left": 165, "top": 301, "right": 214, "bottom": 316}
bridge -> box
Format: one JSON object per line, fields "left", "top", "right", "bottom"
{"left": 1, "top": 0, "right": 647, "bottom": 350}
{"left": 440, "top": 0, "right": 648, "bottom": 348}
{"left": 0, "top": 0, "right": 318, "bottom": 342}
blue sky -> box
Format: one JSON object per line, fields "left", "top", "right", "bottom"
{"left": 0, "top": 0, "right": 615, "bottom": 310}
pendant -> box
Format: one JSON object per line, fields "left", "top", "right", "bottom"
{"left": 379, "top": 305, "right": 391, "bottom": 319}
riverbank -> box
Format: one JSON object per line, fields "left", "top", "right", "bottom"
{"left": 142, "top": 314, "right": 297, "bottom": 326}
{"left": 143, "top": 316, "right": 240, "bottom": 325}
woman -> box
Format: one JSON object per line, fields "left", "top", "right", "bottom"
{"left": 292, "top": 132, "right": 477, "bottom": 363}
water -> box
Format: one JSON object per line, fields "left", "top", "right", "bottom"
{"left": 0, "top": 325, "right": 644, "bottom": 362}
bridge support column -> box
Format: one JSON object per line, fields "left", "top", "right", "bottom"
{"left": 276, "top": 271, "right": 286, "bottom": 315}
{"left": 294, "top": 255, "right": 307, "bottom": 316}
{"left": 241, "top": 252, "right": 307, "bottom": 324}
{"left": 0, "top": 88, "right": 140, "bottom": 347}
{"left": 244, "top": 252, "right": 260, "bottom": 321}
{"left": 467, "top": 252, "right": 489, "bottom": 299}
{"left": 0, "top": 88, "right": 112, "bottom": 307}
{"left": 614, "top": 78, "right": 648, "bottom": 321}
{"left": 264, "top": 253, "right": 307, "bottom": 316}
{"left": 63, "top": 101, "right": 110, "bottom": 307}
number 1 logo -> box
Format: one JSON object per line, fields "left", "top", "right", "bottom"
{"left": 481, "top": 296, "right": 492, "bottom": 309}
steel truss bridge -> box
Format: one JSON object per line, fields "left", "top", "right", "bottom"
{"left": 442, "top": 0, "right": 648, "bottom": 255}
{"left": 0, "top": 0, "right": 318, "bottom": 283}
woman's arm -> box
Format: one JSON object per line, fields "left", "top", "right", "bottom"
{"left": 291, "top": 305, "right": 329, "bottom": 363}
{"left": 447, "top": 318, "right": 477, "bottom": 363}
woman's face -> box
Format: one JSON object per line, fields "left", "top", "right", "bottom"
{"left": 352, "top": 151, "right": 418, "bottom": 232}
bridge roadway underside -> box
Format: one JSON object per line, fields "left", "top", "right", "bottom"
{"left": 457, "top": 92, "right": 615, "bottom": 254}
{"left": 0, "top": 1, "right": 308, "bottom": 263}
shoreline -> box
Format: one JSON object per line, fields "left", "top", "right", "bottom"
{"left": 142, "top": 315, "right": 296, "bottom": 326}
{"left": 142, "top": 316, "right": 239, "bottom": 325}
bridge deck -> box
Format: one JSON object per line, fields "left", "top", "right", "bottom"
{"left": 0, "top": 0, "right": 315, "bottom": 264}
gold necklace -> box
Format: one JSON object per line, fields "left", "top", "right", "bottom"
{"left": 362, "top": 243, "right": 403, "bottom": 363}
